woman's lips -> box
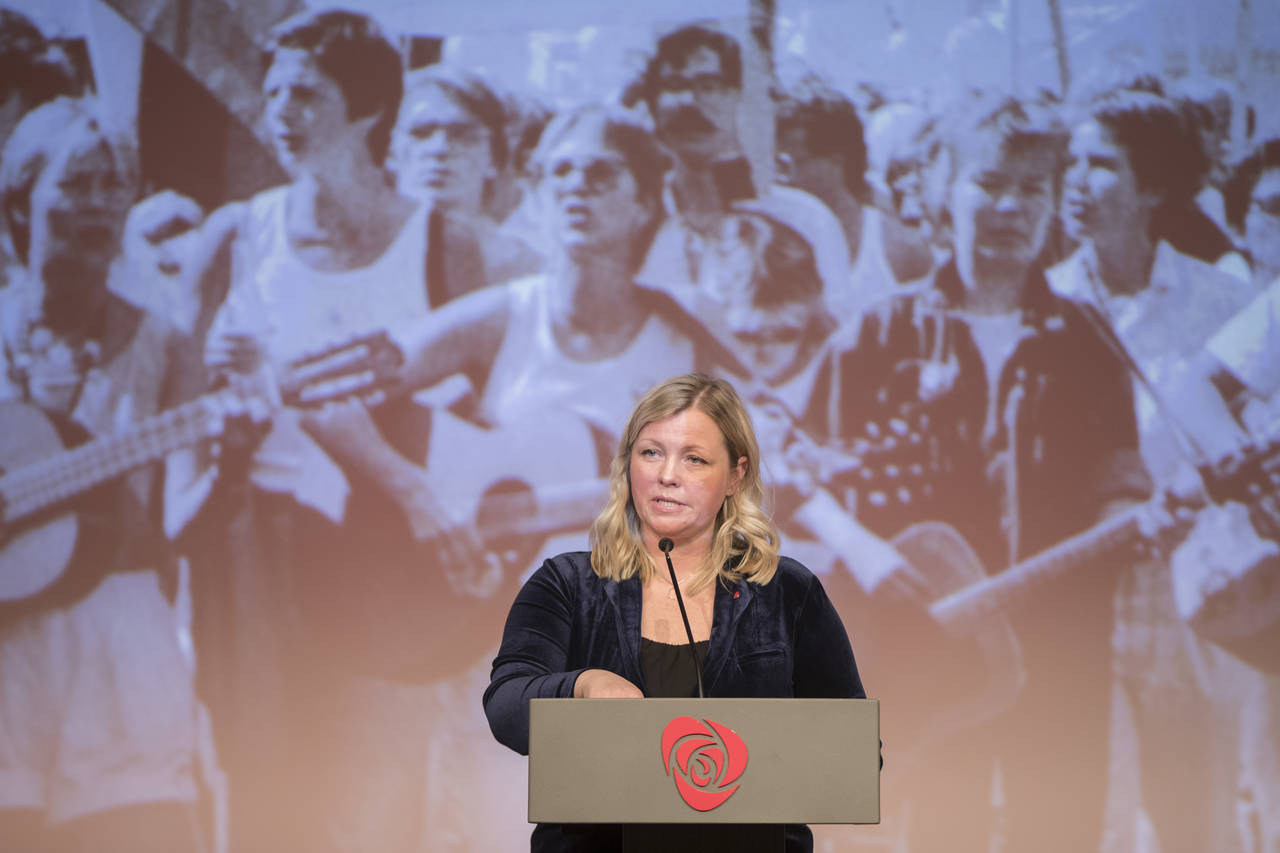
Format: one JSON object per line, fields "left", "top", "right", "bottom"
{"left": 275, "top": 132, "right": 305, "bottom": 154}
{"left": 420, "top": 166, "right": 453, "bottom": 188}
{"left": 980, "top": 226, "right": 1028, "bottom": 248}
{"left": 559, "top": 202, "right": 591, "bottom": 229}
{"left": 1063, "top": 197, "right": 1090, "bottom": 220}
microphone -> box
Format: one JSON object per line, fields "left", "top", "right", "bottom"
{"left": 659, "top": 537, "right": 705, "bottom": 699}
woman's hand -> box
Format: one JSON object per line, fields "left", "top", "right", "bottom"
{"left": 298, "top": 403, "right": 499, "bottom": 595}
{"left": 205, "top": 330, "right": 267, "bottom": 377}
{"left": 573, "top": 669, "right": 643, "bottom": 699}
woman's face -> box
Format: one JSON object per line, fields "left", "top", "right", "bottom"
{"left": 775, "top": 125, "right": 844, "bottom": 206}
{"left": 949, "top": 133, "right": 1056, "bottom": 284}
{"left": 263, "top": 48, "right": 365, "bottom": 172}
{"left": 393, "top": 86, "right": 494, "bottom": 212}
{"left": 1062, "top": 119, "right": 1158, "bottom": 246}
{"left": 629, "top": 407, "right": 745, "bottom": 556}
{"left": 726, "top": 299, "right": 814, "bottom": 385}
{"left": 1245, "top": 166, "right": 1280, "bottom": 284}
{"left": 29, "top": 138, "right": 133, "bottom": 276}
{"left": 536, "top": 122, "right": 653, "bottom": 259}
{"left": 652, "top": 45, "right": 741, "bottom": 166}
{"left": 721, "top": 214, "right": 826, "bottom": 383}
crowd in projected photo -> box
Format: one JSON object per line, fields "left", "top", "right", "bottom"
{"left": 0, "top": 0, "right": 1278, "bottom": 850}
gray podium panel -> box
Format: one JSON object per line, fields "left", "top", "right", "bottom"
{"left": 528, "top": 697, "right": 879, "bottom": 825}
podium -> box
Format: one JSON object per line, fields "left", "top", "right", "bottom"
{"left": 528, "top": 697, "right": 879, "bottom": 852}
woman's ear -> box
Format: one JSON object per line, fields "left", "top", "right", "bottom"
{"left": 727, "top": 455, "right": 747, "bottom": 495}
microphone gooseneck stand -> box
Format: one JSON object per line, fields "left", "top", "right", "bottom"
{"left": 658, "top": 537, "right": 704, "bottom": 699}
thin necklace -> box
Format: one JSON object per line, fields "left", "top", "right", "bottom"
{"left": 653, "top": 571, "right": 693, "bottom": 600}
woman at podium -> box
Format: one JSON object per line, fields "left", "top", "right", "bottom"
{"left": 483, "top": 372, "right": 867, "bottom": 852}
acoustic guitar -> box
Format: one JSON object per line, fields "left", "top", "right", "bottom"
{"left": 882, "top": 505, "right": 1155, "bottom": 778}
{"left": 0, "top": 331, "right": 404, "bottom": 602}
{"left": 880, "top": 429, "right": 1280, "bottom": 777}
{"left": 295, "top": 403, "right": 611, "bottom": 679}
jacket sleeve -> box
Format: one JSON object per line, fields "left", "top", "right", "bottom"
{"left": 789, "top": 565, "right": 866, "bottom": 700}
{"left": 482, "top": 555, "right": 590, "bottom": 755}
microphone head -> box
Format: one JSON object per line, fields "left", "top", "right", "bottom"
{"left": 658, "top": 537, "right": 674, "bottom": 554}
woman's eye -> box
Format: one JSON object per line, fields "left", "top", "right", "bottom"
{"left": 688, "top": 456, "right": 707, "bottom": 465}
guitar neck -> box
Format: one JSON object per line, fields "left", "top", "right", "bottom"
{"left": 930, "top": 506, "right": 1143, "bottom": 630}
{"left": 0, "top": 393, "right": 229, "bottom": 525}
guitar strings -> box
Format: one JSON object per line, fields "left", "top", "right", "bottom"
{"left": 1, "top": 396, "right": 223, "bottom": 520}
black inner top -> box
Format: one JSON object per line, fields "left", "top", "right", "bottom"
{"left": 640, "top": 637, "right": 708, "bottom": 698}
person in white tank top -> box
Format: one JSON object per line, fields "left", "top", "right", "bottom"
{"left": 159, "top": 12, "right": 503, "bottom": 853}
{"left": 389, "top": 104, "right": 743, "bottom": 468}
{"left": 166, "top": 10, "right": 452, "bottom": 544}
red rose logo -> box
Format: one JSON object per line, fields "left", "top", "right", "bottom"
{"left": 661, "top": 716, "right": 749, "bottom": 811}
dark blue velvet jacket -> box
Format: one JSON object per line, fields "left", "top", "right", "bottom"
{"left": 482, "top": 551, "right": 867, "bottom": 852}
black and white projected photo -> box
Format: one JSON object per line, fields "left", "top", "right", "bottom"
{"left": 0, "top": 0, "right": 1278, "bottom": 851}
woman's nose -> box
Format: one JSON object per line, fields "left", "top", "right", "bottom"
{"left": 556, "top": 165, "right": 590, "bottom": 195}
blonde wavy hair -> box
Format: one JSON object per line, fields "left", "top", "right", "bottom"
{"left": 589, "top": 373, "right": 780, "bottom": 592}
